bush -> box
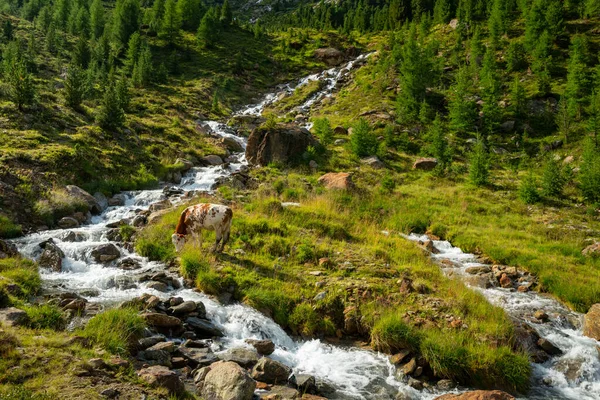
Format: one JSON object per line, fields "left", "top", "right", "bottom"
{"left": 81, "top": 308, "right": 145, "bottom": 355}
{"left": 196, "top": 270, "right": 225, "bottom": 295}
{"left": 371, "top": 312, "right": 421, "bottom": 353}
{"left": 25, "top": 304, "right": 66, "bottom": 330}
{"left": 350, "top": 118, "right": 378, "bottom": 157}
{"left": 296, "top": 243, "right": 315, "bottom": 263}
{"left": 289, "top": 303, "right": 322, "bottom": 336}
{"left": 243, "top": 288, "right": 296, "bottom": 328}
{"left": 580, "top": 138, "right": 600, "bottom": 203}
{"left": 519, "top": 171, "right": 540, "bottom": 204}
{"left": 0, "top": 216, "right": 22, "bottom": 238}
{"left": 312, "top": 117, "right": 333, "bottom": 145}
{"left": 469, "top": 139, "right": 490, "bottom": 186}
{"left": 263, "top": 236, "right": 290, "bottom": 257}
{"left": 119, "top": 225, "right": 136, "bottom": 242}
{"left": 34, "top": 189, "right": 89, "bottom": 226}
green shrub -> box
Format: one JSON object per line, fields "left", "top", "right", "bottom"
{"left": 119, "top": 225, "right": 137, "bottom": 242}
{"left": 541, "top": 156, "right": 566, "bottom": 198}
{"left": 0, "top": 258, "right": 41, "bottom": 298}
{"left": 371, "top": 312, "right": 421, "bottom": 353}
{"left": 263, "top": 236, "right": 290, "bottom": 257}
{"left": 296, "top": 243, "right": 315, "bottom": 263}
{"left": 196, "top": 270, "right": 225, "bottom": 295}
{"left": 180, "top": 247, "right": 210, "bottom": 279}
{"left": 350, "top": 118, "right": 378, "bottom": 157}
{"left": 312, "top": 117, "right": 334, "bottom": 145}
{"left": 33, "top": 189, "right": 88, "bottom": 226}
{"left": 243, "top": 288, "right": 296, "bottom": 327}
{"left": 0, "top": 216, "right": 22, "bottom": 239}
{"left": 429, "top": 222, "right": 448, "bottom": 238}
{"left": 25, "top": 304, "right": 66, "bottom": 330}
{"left": 81, "top": 308, "right": 145, "bottom": 355}
{"left": 380, "top": 174, "right": 396, "bottom": 193}
{"left": 519, "top": 171, "right": 540, "bottom": 204}
{"left": 580, "top": 138, "right": 600, "bottom": 203}
{"left": 289, "top": 303, "right": 322, "bottom": 336}
{"left": 469, "top": 139, "right": 490, "bottom": 187}
{"left": 136, "top": 237, "right": 173, "bottom": 261}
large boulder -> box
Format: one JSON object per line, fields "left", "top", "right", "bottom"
{"left": 217, "top": 347, "right": 259, "bottom": 368}
{"left": 221, "top": 137, "right": 244, "bottom": 153}
{"left": 142, "top": 313, "right": 184, "bottom": 329}
{"left": 246, "top": 124, "right": 317, "bottom": 167}
{"left": 251, "top": 357, "right": 292, "bottom": 384}
{"left": 583, "top": 303, "right": 600, "bottom": 341}
{"left": 434, "top": 391, "right": 515, "bottom": 400}
{"left": 0, "top": 307, "right": 29, "bottom": 327}
{"left": 245, "top": 338, "right": 275, "bottom": 355}
{"left": 137, "top": 365, "right": 184, "bottom": 395}
{"left": 0, "top": 239, "right": 19, "bottom": 259}
{"left": 91, "top": 244, "right": 121, "bottom": 263}
{"left": 58, "top": 217, "right": 79, "bottom": 229}
{"left": 198, "top": 361, "right": 256, "bottom": 400}
{"left": 93, "top": 192, "right": 109, "bottom": 212}
{"left": 65, "top": 185, "right": 102, "bottom": 214}
{"left": 413, "top": 158, "right": 438, "bottom": 171}
{"left": 317, "top": 173, "right": 354, "bottom": 191}
{"left": 360, "top": 156, "right": 384, "bottom": 169}
{"left": 203, "top": 155, "right": 224, "bottom": 166}
{"left": 185, "top": 317, "right": 224, "bottom": 338}
{"left": 39, "top": 241, "right": 65, "bottom": 272}
{"left": 314, "top": 48, "right": 346, "bottom": 66}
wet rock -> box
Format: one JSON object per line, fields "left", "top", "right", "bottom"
{"left": 169, "top": 300, "right": 197, "bottom": 315}
{"left": 176, "top": 158, "right": 194, "bottom": 171}
{"left": 245, "top": 338, "right": 275, "bottom": 355}
{"left": 434, "top": 390, "right": 515, "bottom": 400}
{"left": 360, "top": 156, "right": 384, "bottom": 169}
{"left": 221, "top": 137, "right": 244, "bottom": 153}
{"left": 0, "top": 239, "right": 19, "bottom": 259}
{"left": 582, "top": 242, "right": 600, "bottom": 257}
{"left": 217, "top": 347, "right": 259, "bottom": 368}
{"left": 142, "top": 313, "right": 183, "bottom": 329}
{"left": 465, "top": 266, "right": 491, "bottom": 275}
{"left": 317, "top": 172, "right": 354, "bottom": 190}
{"left": 251, "top": 357, "right": 292, "bottom": 384}
{"left": 499, "top": 273, "right": 513, "bottom": 288}
{"left": 148, "top": 341, "right": 175, "bottom": 353}
{"left": 420, "top": 240, "right": 438, "bottom": 254}
{"left": 261, "top": 385, "right": 300, "bottom": 399}
{"left": 93, "top": 192, "right": 109, "bottom": 212}
{"left": 149, "top": 199, "right": 172, "bottom": 213}
{"left": 465, "top": 273, "right": 494, "bottom": 289}
{"left": 534, "top": 310, "right": 549, "bottom": 322}
{"left": 583, "top": 303, "right": 600, "bottom": 341}
{"left": 412, "top": 158, "right": 438, "bottom": 171}
{"left": 402, "top": 358, "right": 417, "bottom": 375}
{"left": 199, "top": 361, "right": 256, "bottom": 400}
{"left": 138, "top": 335, "right": 166, "bottom": 350}
{"left": 203, "top": 155, "right": 224, "bottom": 165}
{"left": 117, "top": 258, "right": 141, "bottom": 270}
{"left": 39, "top": 241, "right": 65, "bottom": 272}
{"left": 131, "top": 215, "right": 146, "bottom": 227}
{"left": 138, "top": 348, "right": 172, "bottom": 367}
{"left": 390, "top": 349, "right": 411, "bottom": 365}
{"left": 0, "top": 307, "right": 29, "bottom": 327}
{"left": 177, "top": 346, "right": 218, "bottom": 368}
{"left": 147, "top": 281, "right": 169, "bottom": 292}
{"left": 65, "top": 185, "right": 102, "bottom": 214}
{"left": 314, "top": 48, "right": 345, "bottom": 66}
{"left": 186, "top": 317, "right": 224, "bottom": 338}
{"left": 58, "top": 217, "right": 79, "bottom": 229}
{"left": 137, "top": 365, "right": 184, "bottom": 395}
{"left": 408, "top": 377, "right": 423, "bottom": 390}
{"left": 246, "top": 124, "right": 317, "bottom": 167}
{"left": 512, "top": 321, "right": 549, "bottom": 363}
{"left": 91, "top": 244, "right": 121, "bottom": 263}
{"left": 294, "top": 374, "right": 317, "bottom": 394}
{"left": 554, "top": 357, "right": 585, "bottom": 382}
{"left": 60, "top": 231, "right": 87, "bottom": 242}
{"left": 537, "top": 338, "right": 562, "bottom": 355}
{"left": 436, "top": 379, "right": 456, "bottom": 390}
{"left": 108, "top": 194, "right": 126, "bottom": 207}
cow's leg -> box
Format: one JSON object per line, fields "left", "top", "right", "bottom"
{"left": 213, "top": 228, "right": 223, "bottom": 253}
{"left": 221, "top": 226, "right": 230, "bottom": 252}
{"left": 194, "top": 231, "right": 203, "bottom": 249}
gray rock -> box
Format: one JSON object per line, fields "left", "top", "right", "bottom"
{"left": 138, "top": 335, "right": 166, "bottom": 350}
{"left": 260, "top": 386, "right": 300, "bottom": 399}
{"left": 177, "top": 346, "right": 218, "bottom": 368}
{"left": 203, "top": 155, "right": 224, "bottom": 165}
{"left": 186, "top": 317, "right": 224, "bottom": 338}
{"left": 169, "top": 300, "right": 197, "bottom": 315}
{"left": 93, "top": 192, "right": 109, "bottom": 212}
{"left": 147, "top": 281, "right": 169, "bottom": 292}
{"left": 200, "top": 361, "right": 256, "bottom": 400}
{"left": 65, "top": 185, "right": 102, "bottom": 214}
{"left": 245, "top": 338, "right": 275, "bottom": 355}
{"left": 412, "top": 157, "right": 438, "bottom": 171}
{"left": 108, "top": 194, "right": 127, "bottom": 207}
{"left": 60, "top": 231, "right": 87, "bottom": 242}
{"left": 138, "top": 349, "right": 172, "bottom": 367}
{"left": 217, "top": 347, "right": 259, "bottom": 368}
{"left": 58, "top": 217, "right": 79, "bottom": 229}
{"left": 131, "top": 215, "right": 146, "bottom": 227}
{"left": 142, "top": 313, "right": 183, "bottom": 329}
{"left": 537, "top": 338, "right": 563, "bottom": 355}
{"left": 0, "top": 239, "right": 19, "bottom": 259}
{"left": 117, "top": 258, "right": 141, "bottom": 270}
{"left": 251, "top": 357, "right": 292, "bottom": 384}
{"left": 221, "top": 137, "right": 244, "bottom": 153}
{"left": 39, "top": 241, "right": 65, "bottom": 272}
{"left": 91, "top": 243, "right": 121, "bottom": 263}
{"left": 361, "top": 156, "right": 384, "bottom": 169}
{"left": 137, "top": 365, "right": 184, "bottom": 395}
{"left": 295, "top": 374, "right": 317, "bottom": 394}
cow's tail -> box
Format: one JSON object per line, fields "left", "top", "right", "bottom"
{"left": 175, "top": 208, "right": 189, "bottom": 235}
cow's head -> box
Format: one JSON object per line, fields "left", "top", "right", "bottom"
{"left": 172, "top": 233, "right": 186, "bottom": 252}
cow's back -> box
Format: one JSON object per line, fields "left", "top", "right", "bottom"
{"left": 187, "top": 203, "right": 231, "bottom": 231}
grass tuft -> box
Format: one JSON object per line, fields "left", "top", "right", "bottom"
{"left": 80, "top": 308, "right": 145, "bottom": 355}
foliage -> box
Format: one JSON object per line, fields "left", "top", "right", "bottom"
{"left": 24, "top": 305, "right": 66, "bottom": 330}
{"left": 312, "top": 117, "right": 333, "bottom": 145}
{"left": 469, "top": 138, "right": 490, "bottom": 186}
{"left": 349, "top": 118, "right": 377, "bottom": 157}
{"left": 541, "top": 156, "right": 566, "bottom": 198}
{"left": 64, "top": 64, "right": 88, "bottom": 108}
{"left": 0, "top": 216, "right": 22, "bottom": 238}
{"left": 81, "top": 308, "right": 145, "bottom": 355}
{"left": 519, "top": 171, "right": 541, "bottom": 204}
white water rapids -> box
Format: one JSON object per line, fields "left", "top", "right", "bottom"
{"left": 9, "top": 53, "right": 599, "bottom": 399}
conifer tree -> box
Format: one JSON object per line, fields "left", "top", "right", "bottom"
{"left": 53, "top": 0, "right": 70, "bottom": 30}
{"left": 125, "top": 32, "right": 142, "bottom": 74}
{"left": 37, "top": 6, "right": 53, "bottom": 32}
{"left": 161, "top": 0, "right": 182, "bottom": 45}
{"left": 488, "top": 0, "right": 505, "bottom": 48}
{"left": 506, "top": 41, "right": 526, "bottom": 72}
{"left": 2, "top": 19, "right": 13, "bottom": 41}
{"left": 5, "top": 48, "right": 35, "bottom": 111}
{"left": 588, "top": 90, "right": 600, "bottom": 147}
{"left": 197, "top": 8, "right": 218, "bottom": 48}
{"left": 64, "top": 64, "right": 88, "bottom": 109}
{"left": 545, "top": 0, "right": 565, "bottom": 35}
{"left": 113, "top": 0, "right": 141, "bottom": 47}
{"left": 211, "top": 90, "right": 220, "bottom": 114}
{"left": 425, "top": 114, "right": 451, "bottom": 172}
{"left": 525, "top": 0, "right": 546, "bottom": 50}
{"left": 565, "top": 35, "right": 589, "bottom": 118}
{"left": 116, "top": 76, "right": 131, "bottom": 111}
{"left": 510, "top": 77, "right": 527, "bottom": 121}
{"left": 433, "top": 0, "right": 451, "bottom": 24}
{"left": 448, "top": 66, "right": 477, "bottom": 134}
{"left": 531, "top": 30, "right": 553, "bottom": 95}
{"left": 313, "top": 118, "right": 333, "bottom": 145}
{"left": 150, "top": 0, "right": 166, "bottom": 34}
{"left": 468, "top": 26, "right": 484, "bottom": 74}
{"left": 46, "top": 23, "right": 57, "bottom": 54}
{"left": 469, "top": 137, "right": 490, "bottom": 186}
{"left": 132, "top": 44, "right": 153, "bottom": 87}
{"left": 75, "top": 6, "right": 91, "bottom": 39}
{"left": 585, "top": 0, "right": 600, "bottom": 17}
{"left": 221, "top": 0, "right": 233, "bottom": 26}
{"left": 350, "top": 118, "right": 378, "bottom": 157}
{"left": 90, "top": 0, "right": 105, "bottom": 39}
{"left": 480, "top": 48, "right": 502, "bottom": 135}
{"left": 177, "top": 0, "right": 204, "bottom": 31}
{"left": 580, "top": 137, "right": 600, "bottom": 203}
{"left": 519, "top": 170, "right": 541, "bottom": 204}
{"left": 97, "top": 78, "right": 125, "bottom": 130}
{"left": 556, "top": 98, "right": 572, "bottom": 144}
{"left": 72, "top": 37, "right": 91, "bottom": 69}
{"left": 541, "top": 156, "right": 565, "bottom": 197}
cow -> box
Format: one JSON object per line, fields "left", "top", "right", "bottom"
{"left": 171, "top": 204, "right": 233, "bottom": 253}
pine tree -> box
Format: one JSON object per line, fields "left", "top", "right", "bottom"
{"left": 161, "top": 0, "right": 182, "bottom": 45}
{"left": 52, "top": 0, "right": 70, "bottom": 30}
{"left": 116, "top": 76, "right": 131, "bottom": 111}
{"left": 556, "top": 98, "right": 572, "bottom": 144}
{"left": 113, "top": 0, "right": 141, "bottom": 47}
{"left": 585, "top": 0, "right": 600, "bottom": 17}
{"left": 425, "top": 114, "right": 451, "bottom": 172}
{"left": 448, "top": 66, "right": 477, "bottom": 134}
{"left": 350, "top": 118, "right": 378, "bottom": 157}
{"left": 7, "top": 61, "right": 35, "bottom": 111}
{"left": 519, "top": 170, "right": 541, "bottom": 204}
{"left": 313, "top": 118, "right": 333, "bottom": 145}
{"left": 480, "top": 48, "right": 502, "bottom": 135}
{"left": 221, "top": 0, "right": 233, "bottom": 26}
{"left": 64, "top": 64, "right": 88, "bottom": 108}
{"left": 150, "top": 0, "right": 166, "bottom": 34}
{"left": 580, "top": 137, "right": 600, "bottom": 203}
{"left": 469, "top": 137, "right": 490, "bottom": 186}
{"left": 46, "top": 23, "right": 57, "bottom": 54}
{"left": 75, "top": 6, "right": 91, "bottom": 39}
{"left": 531, "top": 30, "right": 553, "bottom": 95}
{"left": 211, "top": 90, "right": 220, "bottom": 114}
{"left": 433, "top": 0, "right": 451, "bottom": 24}
{"left": 488, "top": 0, "right": 505, "bottom": 48}
{"left": 541, "top": 156, "right": 565, "bottom": 197}
{"left": 125, "top": 32, "right": 142, "bottom": 74}
{"left": 132, "top": 43, "right": 153, "bottom": 87}
{"left": 525, "top": 0, "right": 546, "bottom": 50}
{"left": 72, "top": 37, "right": 91, "bottom": 69}
{"left": 588, "top": 90, "right": 600, "bottom": 147}
{"left": 177, "top": 0, "right": 204, "bottom": 31}
{"left": 3, "top": 19, "right": 14, "bottom": 41}
{"left": 97, "top": 78, "right": 125, "bottom": 131}
{"left": 565, "top": 35, "right": 589, "bottom": 118}
{"left": 90, "top": 0, "right": 105, "bottom": 39}
{"left": 197, "top": 8, "right": 218, "bottom": 49}
{"left": 545, "top": 0, "right": 565, "bottom": 35}
{"left": 468, "top": 26, "right": 484, "bottom": 72}
{"left": 37, "top": 6, "right": 53, "bottom": 32}
{"left": 506, "top": 41, "right": 526, "bottom": 72}
{"left": 510, "top": 76, "right": 527, "bottom": 121}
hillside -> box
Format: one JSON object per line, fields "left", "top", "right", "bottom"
{"left": 2, "top": 0, "right": 600, "bottom": 400}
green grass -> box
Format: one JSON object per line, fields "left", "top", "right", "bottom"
{"left": 24, "top": 305, "right": 66, "bottom": 331}
{"left": 0, "top": 216, "right": 22, "bottom": 239}
{"left": 0, "top": 257, "right": 41, "bottom": 303}
{"left": 80, "top": 308, "right": 146, "bottom": 355}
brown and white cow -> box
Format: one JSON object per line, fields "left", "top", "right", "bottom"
{"left": 171, "top": 204, "right": 233, "bottom": 253}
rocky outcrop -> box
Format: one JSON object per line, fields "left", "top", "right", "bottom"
{"left": 246, "top": 124, "right": 317, "bottom": 167}
{"left": 137, "top": 365, "right": 184, "bottom": 395}
{"left": 583, "top": 303, "right": 600, "bottom": 341}
{"left": 221, "top": 137, "right": 244, "bottom": 153}
{"left": 0, "top": 239, "right": 19, "bottom": 259}
{"left": 434, "top": 391, "right": 514, "bottom": 400}
{"left": 93, "top": 192, "right": 109, "bottom": 212}
{"left": 314, "top": 48, "right": 346, "bottom": 66}
{"left": 317, "top": 173, "right": 355, "bottom": 190}
{"left": 65, "top": 185, "right": 102, "bottom": 214}
{"left": 413, "top": 158, "right": 438, "bottom": 171}
{"left": 251, "top": 357, "right": 292, "bottom": 385}
{"left": 91, "top": 244, "right": 121, "bottom": 263}
{"left": 197, "top": 361, "right": 256, "bottom": 400}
